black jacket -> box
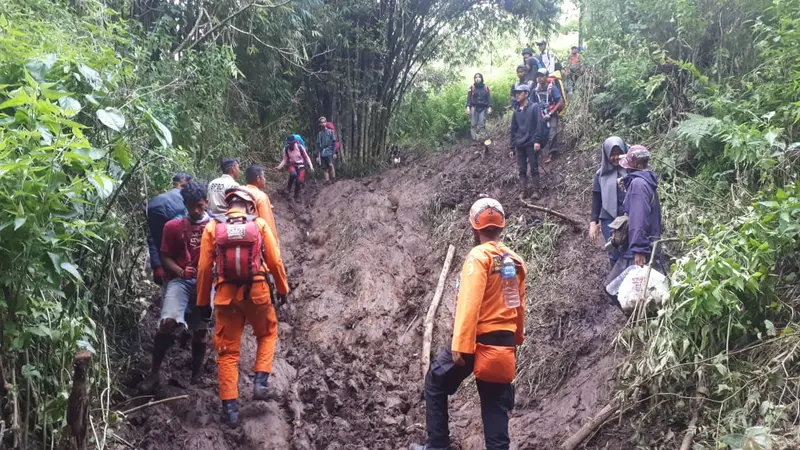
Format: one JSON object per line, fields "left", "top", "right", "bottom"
{"left": 510, "top": 101, "right": 548, "bottom": 148}
{"left": 466, "top": 84, "right": 492, "bottom": 108}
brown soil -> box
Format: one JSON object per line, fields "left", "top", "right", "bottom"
{"left": 115, "top": 134, "right": 626, "bottom": 449}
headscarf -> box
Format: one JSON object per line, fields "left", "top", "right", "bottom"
{"left": 474, "top": 73, "right": 484, "bottom": 86}
{"left": 597, "top": 136, "right": 628, "bottom": 218}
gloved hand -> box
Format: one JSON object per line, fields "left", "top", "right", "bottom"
{"left": 153, "top": 267, "right": 165, "bottom": 286}
{"left": 180, "top": 266, "right": 197, "bottom": 280}
{"left": 275, "top": 294, "right": 288, "bottom": 307}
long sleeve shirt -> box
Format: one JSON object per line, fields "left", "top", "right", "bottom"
{"left": 207, "top": 174, "right": 240, "bottom": 216}
{"left": 451, "top": 242, "right": 527, "bottom": 354}
{"left": 510, "top": 101, "right": 548, "bottom": 149}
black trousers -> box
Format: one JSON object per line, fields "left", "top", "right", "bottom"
{"left": 424, "top": 348, "right": 515, "bottom": 449}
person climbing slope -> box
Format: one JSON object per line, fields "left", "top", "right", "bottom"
{"left": 466, "top": 73, "right": 492, "bottom": 141}
{"left": 146, "top": 172, "right": 192, "bottom": 292}
{"left": 508, "top": 65, "right": 533, "bottom": 110}
{"left": 208, "top": 158, "right": 241, "bottom": 216}
{"left": 276, "top": 135, "right": 314, "bottom": 202}
{"left": 244, "top": 165, "right": 279, "bottom": 242}
{"left": 411, "top": 198, "right": 526, "bottom": 450}
{"left": 604, "top": 146, "right": 667, "bottom": 304}
{"left": 316, "top": 117, "right": 338, "bottom": 183}
{"left": 138, "top": 181, "right": 211, "bottom": 393}
{"left": 534, "top": 68, "right": 565, "bottom": 164}
{"left": 196, "top": 187, "right": 289, "bottom": 427}
{"left": 590, "top": 136, "right": 628, "bottom": 264}
{"left": 510, "top": 83, "right": 548, "bottom": 199}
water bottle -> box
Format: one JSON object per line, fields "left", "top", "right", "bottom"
{"left": 501, "top": 253, "right": 521, "bottom": 308}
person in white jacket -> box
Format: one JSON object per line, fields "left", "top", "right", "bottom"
{"left": 207, "top": 158, "right": 240, "bottom": 216}
{"left": 537, "top": 40, "right": 557, "bottom": 75}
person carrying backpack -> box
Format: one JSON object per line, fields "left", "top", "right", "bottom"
{"left": 466, "top": 73, "right": 492, "bottom": 141}
{"left": 276, "top": 135, "right": 314, "bottom": 201}
{"left": 146, "top": 172, "right": 192, "bottom": 292}
{"left": 325, "top": 121, "right": 341, "bottom": 155}
{"left": 508, "top": 65, "right": 533, "bottom": 111}
{"left": 138, "top": 181, "right": 211, "bottom": 394}
{"left": 534, "top": 68, "right": 566, "bottom": 164}
{"left": 196, "top": 187, "right": 289, "bottom": 427}
{"left": 521, "top": 48, "right": 542, "bottom": 84}
{"left": 411, "top": 198, "right": 526, "bottom": 450}
{"left": 316, "top": 117, "right": 338, "bottom": 183}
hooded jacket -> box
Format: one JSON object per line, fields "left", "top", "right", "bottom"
{"left": 591, "top": 137, "right": 627, "bottom": 222}
{"left": 622, "top": 170, "right": 662, "bottom": 258}
{"left": 510, "top": 100, "right": 548, "bottom": 149}
{"left": 466, "top": 73, "right": 492, "bottom": 108}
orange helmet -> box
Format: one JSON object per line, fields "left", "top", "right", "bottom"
{"left": 469, "top": 198, "right": 505, "bottom": 230}
{"left": 224, "top": 187, "right": 256, "bottom": 211}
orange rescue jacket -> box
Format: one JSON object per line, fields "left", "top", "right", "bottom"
{"left": 451, "top": 241, "right": 526, "bottom": 354}
{"left": 196, "top": 211, "right": 289, "bottom": 307}
{"left": 245, "top": 184, "right": 278, "bottom": 243}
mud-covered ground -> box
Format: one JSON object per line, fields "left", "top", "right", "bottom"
{"left": 115, "top": 134, "right": 626, "bottom": 449}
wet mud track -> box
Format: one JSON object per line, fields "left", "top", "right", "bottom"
{"left": 117, "top": 140, "right": 626, "bottom": 449}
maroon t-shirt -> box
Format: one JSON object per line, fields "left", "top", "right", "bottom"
{"left": 160, "top": 217, "right": 206, "bottom": 281}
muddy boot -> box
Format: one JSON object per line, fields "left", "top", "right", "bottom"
{"left": 137, "top": 333, "right": 174, "bottom": 394}
{"left": 253, "top": 371, "right": 275, "bottom": 400}
{"left": 221, "top": 399, "right": 240, "bottom": 428}
{"left": 190, "top": 341, "right": 206, "bottom": 384}
{"left": 530, "top": 176, "right": 541, "bottom": 200}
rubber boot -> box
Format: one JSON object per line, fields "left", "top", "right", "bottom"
{"left": 190, "top": 341, "right": 206, "bottom": 384}
{"left": 520, "top": 177, "right": 529, "bottom": 200}
{"left": 253, "top": 371, "right": 274, "bottom": 400}
{"left": 221, "top": 399, "right": 240, "bottom": 428}
{"left": 137, "top": 333, "right": 174, "bottom": 394}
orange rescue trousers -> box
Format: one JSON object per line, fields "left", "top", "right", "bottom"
{"left": 214, "top": 293, "right": 278, "bottom": 401}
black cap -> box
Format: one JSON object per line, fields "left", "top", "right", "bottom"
{"left": 522, "top": 47, "right": 534, "bottom": 55}
{"left": 536, "top": 40, "right": 546, "bottom": 46}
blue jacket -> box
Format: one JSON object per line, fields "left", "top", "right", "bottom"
{"left": 622, "top": 171, "right": 662, "bottom": 258}
{"left": 146, "top": 188, "right": 185, "bottom": 269}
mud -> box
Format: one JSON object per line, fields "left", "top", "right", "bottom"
{"left": 115, "top": 136, "right": 626, "bottom": 449}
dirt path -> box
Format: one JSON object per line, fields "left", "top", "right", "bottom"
{"left": 117, "top": 137, "right": 625, "bottom": 449}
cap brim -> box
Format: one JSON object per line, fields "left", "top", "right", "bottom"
{"left": 619, "top": 155, "right": 634, "bottom": 169}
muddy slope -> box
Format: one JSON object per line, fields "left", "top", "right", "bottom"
{"left": 116, "top": 136, "right": 625, "bottom": 449}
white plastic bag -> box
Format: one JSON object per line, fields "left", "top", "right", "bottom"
{"left": 610, "top": 265, "right": 670, "bottom": 313}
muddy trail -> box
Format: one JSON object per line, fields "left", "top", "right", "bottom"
{"left": 116, "top": 136, "right": 626, "bottom": 450}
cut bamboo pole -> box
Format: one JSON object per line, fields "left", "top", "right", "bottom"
{"left": 421, "top": 245, "right": 457, "bottom": 382}
{"left": 560, "top": 399, "right": 619, "bottom": 450}
{"left": 520, "top": 200, "right": 582, "bottom": 225}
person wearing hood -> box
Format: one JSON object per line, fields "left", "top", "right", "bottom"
{"left": 466, "top": 73, "right": 492, "bottom": 141}
{"left": 510, "top": 84, "right": 548, "bottom": 199}
{"left": 590, "top": 137, "right": 628, "bottom": 264}
{"left": 509, "top": 65, "right": 533, "bottom": 110}
{"left": 604, "top": 146, "right": 666, "bottom": 301}
{"left": 521, "top": 48, "right": 541, "bottom": 84}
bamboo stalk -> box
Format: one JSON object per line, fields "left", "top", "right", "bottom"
{"left": 520, "top": 200, "right": 582, "bottom": 225}
{"left": 421, "top": 245, "right": 457, "bottom": 382}
{"left": 560, "top": 399, "right": 620, "bottom": 450}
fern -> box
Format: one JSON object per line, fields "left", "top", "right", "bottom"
{"left": 674, "top": 113, "right": 723, "bottom": 147}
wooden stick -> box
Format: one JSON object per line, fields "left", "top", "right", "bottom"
{"left": 520, "top": 200, "right": 582, "bottom": 225}
{"left": 421, "top": 244, "right": 457, "bottom": 381}
{"left": 118, "top": 395, "right": 189, "bottom": 416}
{"left": 64, "top": 351, "right": 92, "bottom": 450}
{"left": 560, "top": 399, "right": 619, "bottom": 450}
{"left": 680, "top": 367, "right": 707, "bottom": 450}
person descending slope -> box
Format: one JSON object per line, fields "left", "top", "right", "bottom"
{"left": 508, "top": 65, "right": 533, "bottom": 111}
{"left": 276, "top": 135, "right": 314, "bottom": 202}
{"left": 510, "top": 84, "right": 548, "bottom": 199}
{"left": 466, "top": 73, "right": 492, "bottom": 142}
{"left": 138, "top": 181, "right": 211, "bottom": 393}
{"left": 521, "top": 47, "right": 541, "bottom": 84}
{"left": 244, "top": 165, "right": 279, "bottom": 242}
{"left": 590, "top": 136, "right": 628, "bottom": 264}
{"left": 536, "top": 40, "right": 557, "bottom": 74}
{"left": 411, "top": 198, "right": 526, "bottom": 450}
{"left": 146, "top": 172, "right": 192, "bottom": 293}
{"left": 534, "top": 68, "right": 566, "bottom": 164}
{"left": 207, "top": 158, "right": 241, "bottom": 215}
{"left": 316, "top": 117, "right": 338, "bottom": 183}
{"left": 196, "top": 187, "right": 289, "bottom": 427}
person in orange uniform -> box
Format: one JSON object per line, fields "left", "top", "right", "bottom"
{"left": 243, "top": 165, "right": 278, "bottom": 242}
{"left": 411, "top": 198, "right": 526, "bottom": 450}
{"left": 196, "top": 187, "right": 289, "bottom": 428}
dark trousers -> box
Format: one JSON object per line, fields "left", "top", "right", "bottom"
{"left": 515, "top": 146, "right": 540, "bottom": 186}
{"left": 424, "top": 348, "right": 515, "bottom": 450}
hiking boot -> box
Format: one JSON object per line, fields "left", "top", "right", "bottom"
{"left": 221, "top": 399, "right": 240, "bottom": 428}
{"left": 530, "top": 176, "right": 541, "bottom": 199}
{"left": 190, "top": 341, "right": 206, "bottom": 384}
{"left": 253, "top": 371, "right": 275, "bottom": 400}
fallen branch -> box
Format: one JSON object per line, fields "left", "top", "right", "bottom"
{"left": 118, "top": 395, "right": 189, "bottom": 416}
{"left": 421, "top": 244, "right": 457, "bottom": 382}
{"left": 520, "top": 200, "right": 581, "bottom": 225}
{"left": 560, "top": 399, "right": 620, "bottom": 450}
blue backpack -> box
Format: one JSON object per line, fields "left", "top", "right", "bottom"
{"left": 286, "top": 134, "right": 306, "bottom": 148}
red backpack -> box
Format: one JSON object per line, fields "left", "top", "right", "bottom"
{"left": 214, "top": 215, "right": 266, "bottom": 286}
{"left": 325, "top": 121, "right": 340, "bottom": 152}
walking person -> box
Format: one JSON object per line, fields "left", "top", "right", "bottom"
{"left": 146, "top": 172, "right": 192, "bottom": 293}
{"left": 508, "top": 65, "right": 533, "bottom": 111}
{"left": 196, "top": 188, "right": 289, "bottom": 427}
{"left": 521, "top": 48, "right": 541, "bottom": 84}
{"left": 208, "top": 158, "right": 241, "bottom": 216}
{"left": 466, "top": 73, "right": 492, "bottom": 141}
{"left": 276, "top": 134, "right": 314, "bottom": 202}
{"left": 536, "top": 40, "right": 557, "bottom": 74}
{"left": 316, "top": 117, "right": 338, "bottom": 183}
{"left": 590, "top": 137, "right": 628, "bottom": 264}
{"left": 244, "top": 165, "right": 278, "bottom": 241}
{"left": 510, "top": 84, "right": 548, "bottom": 199}
{"left": 534, "top": 68, "right": 565, "bottom": 164}
{"left": 411, "top": 198, "right": 526, "bottom": 450}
